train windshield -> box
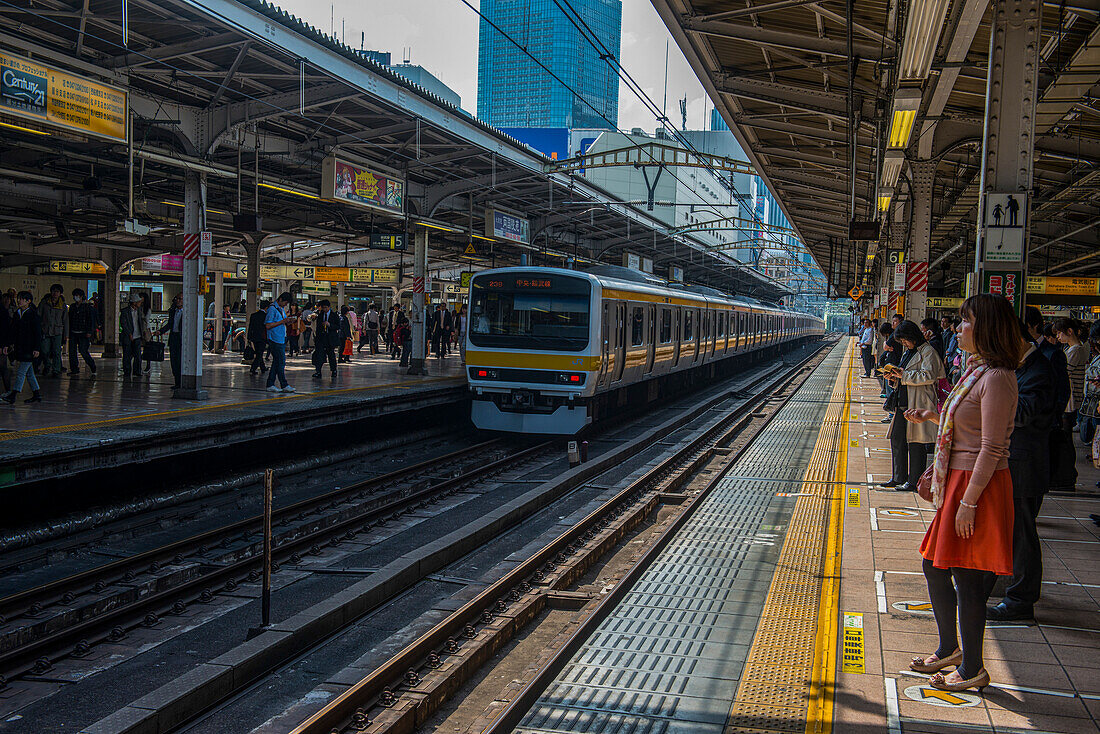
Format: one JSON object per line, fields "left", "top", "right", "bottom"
{"left": 469, "top": 275, "right": 590, "bottom": 351}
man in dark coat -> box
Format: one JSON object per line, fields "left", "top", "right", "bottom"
{"left": 158, "top": 293, "right": 185, "bottom": 389}
{"left": 68, "top": 288, "right": 98, "bottom": 376}
{"left": 311, "top": 299, "right": 341, "bottom": 378}
{"left": 988, "top": 334, "right": 1057, "bottom": 621}
{"left": 247, "top": 303, "right": 269, "bottom": 375}
{"left": 2, "top": 291, "right": 43, "bottom": 404}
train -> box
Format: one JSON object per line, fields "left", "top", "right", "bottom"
{"left": 464, "top": 266, "right": 825, "bottom": 434}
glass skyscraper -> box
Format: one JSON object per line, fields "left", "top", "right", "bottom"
{"left": 477, "top": 0, "right": 621, "bottom": 130}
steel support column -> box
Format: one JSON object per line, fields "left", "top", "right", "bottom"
{"left": 214, "top": 270, "right": 224, "bottom": 348}
{"left": 102, "top": 252, "right": 124, "bottom": 359}
{"left": 337, "top": 282, "right": 346, "bottom": 308}
{"left": 245, "top": 241, "right": 260, "bottom": 315}
{"left": 179, "top": 171, "right": 208, "bottom": 400}
{"left": 407, "top": 227, "right": 428, "bottom": 375}
{"left": 906, "top": 160, "right": 936, "bottom": 322}
{"left": 976, "top": 0, "right": 1040, "bottom": 304}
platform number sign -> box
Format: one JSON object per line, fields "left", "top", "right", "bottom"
{"left": 848, "top": 286, "right": 864, "bottom": 302}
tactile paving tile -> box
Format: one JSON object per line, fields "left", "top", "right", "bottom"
{"left": 516, "top": 342, "right": 851, "bottom": 734}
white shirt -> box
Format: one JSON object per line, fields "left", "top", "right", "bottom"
{"left": 129, "top": 308, "right": 141, "bottom": 338}
{"left": 858, "top": 326, "right": 874, "bottom": 346}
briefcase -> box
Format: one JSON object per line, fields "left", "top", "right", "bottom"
{"left": 142, "top": 339, "right": 165, "bottom": 362}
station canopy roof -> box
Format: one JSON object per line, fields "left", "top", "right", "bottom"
{"left": 0, "top": 0, "right": 793, "bottom": 302}
{"left": 654, "top": 0, "right": 1099, "bottom": 297}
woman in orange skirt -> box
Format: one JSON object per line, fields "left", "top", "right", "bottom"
{"left": 904, "top": 294, "right": 1022, "bottom": 693}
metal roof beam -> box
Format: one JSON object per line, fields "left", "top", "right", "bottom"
{"left": 108, "top": 31, "right": 243, "bottom": 68}
{"left": 695, "top": 0, "right": 821, "bottom": 22}
{"left": 681, "top": 16, "right": 890, "bottom": 59}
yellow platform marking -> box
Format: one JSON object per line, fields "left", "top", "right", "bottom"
{"left": 0, "top": 376, "right": 463, "bottom": 442}
{"left": 724, "top": 339, "right": 852, "bottom": 734}
{"left": 841, "top": 613, "right": 865, "bottom": 674}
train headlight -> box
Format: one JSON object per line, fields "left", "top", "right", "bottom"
{"left": 472, "top": 368, "right": 499, "bottom": 379}
{"left": 557, "top": 372, "right": 585, "bottom": 385}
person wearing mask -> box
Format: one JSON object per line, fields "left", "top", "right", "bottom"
{"left": 338, "top": 305, "right": 353, "bottom": 363}
{"left": 361, "top": 303, "right": 380, "bottom": 355}
{"left": 68, "top": 288, "right": 98, "bottom": 377}
{"left": 157, "top": 293, "right": 185, "bottom": 390}
{"left": 37, "top": 283, "right": 67, "bottom": 378}
{"left": 984, "top": 320, "right": 1057, "bottom": 621}
{"left": 247, "top": 303, "right": 269, "bottom": 376}
{"left": 921, "top": 317, "right": 945, "bottom": 360}
{"left": 2, "top": 292, "right": 42, "bottom": 404}
{"left": 858, "top": 318, "right": 875, "bottom": 378}
{"left": 904, "top": 294, "right": 1020, "bottom": 693}
{"left": 311, "top": 300, "right": 340, "bottom": 378}
{"left": 264, "top": 292, "right": 295, "bottom": 393}
{"left": 882, "top": 320, "right": 945, "bottom": 490}
{"left": 0, "top": 291, "right": 14, "bottom": 393}
{"left": 119, "top": 293, "right": 149, "bottom": 378}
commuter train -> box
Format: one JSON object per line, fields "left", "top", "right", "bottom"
{"left": 465, "top": 266, "right": 824, "bottom": 434}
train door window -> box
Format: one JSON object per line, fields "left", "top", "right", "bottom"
{"left": 630, "top": 306, "right": 644, "bottom": 346}
{"left": 646, "top": 305, "right": 656, "bottom": 373}
{"left": 684, "top": 310, "right": 694, "bottom": 341}
{"left": 600, "top": 303, "right": 610, "bottom": 379}
{"left": 659, "top": 308, "right": 672, "bottom": 343}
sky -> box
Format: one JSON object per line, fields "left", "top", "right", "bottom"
{"left": 275, "top": 0, "right": 712, "bottom": 134}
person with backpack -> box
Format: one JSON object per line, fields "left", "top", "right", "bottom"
{"left": 2, "top": 291, "right": 42, "bottom": 404}
{"left": 360, "top": 303, "right": 380, "bottom": 355}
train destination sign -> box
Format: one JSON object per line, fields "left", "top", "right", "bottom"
{"left": 322, "top": 156, "right": 405, "bottom": 215}
{"left": 485, "top": 208, "right": 530, "bottom": 244}
{"left": 1, "top": 51, "right": 127, "bottom": 142}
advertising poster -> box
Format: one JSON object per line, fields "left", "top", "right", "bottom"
{"left": 322, "top": 156, "right": 404, "bottom": 215}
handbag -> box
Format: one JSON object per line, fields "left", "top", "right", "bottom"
{"left": 917, "top": 464, "right": 934, "bottom": 503}
{"left": 342, "top": 338, "right": 353, "bottom": 357}
{"left": 934, "top": 377, "right": 952, "bottom": 412}
{"left": 243, "top": 344, "right": 255, "bottom": 361}
{"left": 1092, "top": 429, "right": 1100, "bottom": 470}
{"left": 142, "top": 338, "right": 165, "bottom": 362}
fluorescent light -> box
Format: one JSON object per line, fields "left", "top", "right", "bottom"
{"left": 888, "top": 88, "right": 922, "bottom": 149}
{"left": 159, "top": 200, "right": 230, "bottom": 215}
{"left": 472, "top": 234, "right": 497, "bottom": 241}
{"left": 899, "top": 0, "right": 951, "bottom": 81}
{"left": 416, "top": 220, "right": 460, "bottom": 233}
{"left": 259, "top": 182, "right": 320, "bottom": 200}
{"left": 880, "top": 149, "right": 905, "bottom": 188}
{"left": 0, "top": 120, "right": 49, "bottom": 136}
{"left": 878, "top": 188, "right": 893, "bottom": 213}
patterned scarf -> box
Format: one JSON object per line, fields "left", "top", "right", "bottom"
{"left": 930, "top": 355, "right": 989, "bottom": 508}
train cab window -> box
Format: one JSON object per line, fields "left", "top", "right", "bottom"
{"left": 630, "top": 306, "right": 644, "bottom": 346}
{"left": 469, "top": 274, "right": 590, "bottom": 351}
{"left": 684, "top": 310, "right": 694, "bottom": 341}
{"left": 659, "top": 309, "right": 672, "bottom": 343}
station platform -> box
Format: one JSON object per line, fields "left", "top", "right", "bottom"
{"left": 517, "top": 339, "right": 1100, "bottom": 734}
{"left": 0, "top": 348, "right": 466, "bottom": 486}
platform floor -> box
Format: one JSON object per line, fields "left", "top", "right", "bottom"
{"left": 518, "top": 338, "right": 1100, "bottom": 734}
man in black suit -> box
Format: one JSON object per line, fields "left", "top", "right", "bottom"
{"left": 988, "top": 328, "right": 1057, "bottom": 621}
{"left": 158, "top": 293, "right": 184, "bottom": 390}
{"left": 311, "top": 299, "right": 341, "bottom": 378}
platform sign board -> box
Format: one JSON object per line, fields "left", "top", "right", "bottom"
{"left": 982, "top": 269, "right": 1023, "bottom": 313}
{"left": 485, "top": 208, "right": 530, "bottom": 244}
{"left": 369, "top": 233, "right": 406, "bottom": 251}
{"left": 1026, "top": 276, "right": 1099, "bottom": 296}
{"left": 302, "top": 280, "right": 330, "bottom": 296}
{"left": 1, "top": 51, "right": 127, "bottom": 142}
{"left": 887, "top": 250, "right": 905, "bottom": 265}
{"left": 982, "top": 191, "right": 1027, "bottom": 263}
{"left": 893, "top": 262, "right": 907, "bottom": 291}
{"left": 460, "top": 272, "right": 474, "bottom": 289}
{"left": 50, "top": 260, "right": 105, "bottom": 275}
{"left": 349, "top": 267, "right": 400, "bottom": 284}
{"left": 927, "top": 296, "right": 964, "bottom": 309}
{"left": 322, "top": 156, "right": 404, "bottom": 215}
{"left": 669, "top": 265, "right": 684, "bottom": 283}
{"left": 623, "top": 252, "right": 642, "bottom": 272}
{"left": 141, "top": 255, "right": 184, "bottom": 273}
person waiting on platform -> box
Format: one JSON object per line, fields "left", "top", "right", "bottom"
{"left": 311, "top": 300, "right": 340, "bottom": 378}
{"left": 881, "top": 320, "right": 944, "bottom": 490}
{"left": 1077, "top": 322, "right": 1100, "bottom": 448}
{"left": 360, "top": 303, "right": 380, "bottom": 355}
{"left": 119, "top": 293, "right": 149, "bottom": 378}
{"left": 337, "top": 305, "right": 354, "bottom": 364}
{"left": 286, "top": 304, "right": 301, "bottom": 357}
{"left": 2, "top": 291, "right": 42, "bottom": 404}
{"left": 904, "top": 293, "right": 1020, "bottom": 693}
{"left": 37, "top": 283, "right": 67, "bottom": 378}
{"left": 0, "top": 291, "right": 12, "bottom": 394}
{"left": 68, "top": 288, "right": 98, "bottom": 377}
{"left": 264, "top": 293, "right": 295, "bottom": 393}
{"left": 858, "top": 318, "right": 875, "bottom": 378}
{"left": 157, "top": 293, "right": 185, "bottom": 391}
{"left": 246, "top": 302, "right": 269, "bottom": 376}
{"left": 921, "top": 317, "right": 945, "bottom": 360}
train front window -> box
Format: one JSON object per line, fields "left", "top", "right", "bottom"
{"left": 469, "top": 276, "right": 590, "bottom": 351}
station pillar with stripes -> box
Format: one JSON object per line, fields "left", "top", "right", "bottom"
{"left": 179, "top": 171, "right": 208, "bottom": 400}
{"left": 905, "top": 160, "right": 935, "bottom": 323}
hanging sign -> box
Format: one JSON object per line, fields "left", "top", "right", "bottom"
{"left": 322, "top": 156, "right": 405, "bottom": 215}
{"left": 141, "top": 255, "right": 184, "bottom": 273}
{"left": 624, "top": 252, "right": 641, "bottom": 271}
{"left": 1, "top": 50, "right": 128, "bottom": 142}
{"left": 982, "top": 269, "right": 1023, "bottom": 312}
{"left": 927, "top": 296, "right": 964, "bottom": 309}
{"left": 369, "top": 233, "right": 406, "bottom": 251}
{"left": 982, "top": 191, "right": 1027, "bottom": 263}
{"left": 893, "top": 262, "right": 907, "bottom": 291}
{"left": 1025, "top": 277, "right": 1099, "bottom": 296}
{"left": 349, "top": 267, "right": 400, "bottom": 284}
{"left": 485, "top": 208, "right": 530, "bottom": 244}
{"left": 460, "top": 272, "right": 474, "bottom": 288}
{"left": 50, "top": 260, "right": 105, "bottom": 275}
{"left": 669, "top": 266, "right": 684, "bottom": 283}
{"left": 887, "top": 250, "right": 905, "bottom": 265}
{"left": 302, "top": 280, "right": 330, "bottom": 296}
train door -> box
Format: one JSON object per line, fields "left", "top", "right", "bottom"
{"left": 645, "top": 304, "right": 656, "bottom": 373}
{"left": 599, "top": 302, "right": 610, "bottom": 386}
{"left": 673, "top": 306, "right": 682, "bottom": 366}
{"left": 613, "top": 302, "right": 627, "bottom": 382}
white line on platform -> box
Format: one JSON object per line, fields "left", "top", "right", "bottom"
{"left": 864, "top": 447, "right": 870, "bottom": 458}
{"left": 1036, "top": 623, "right": 1100, "bottom": 634}
{"left": 1043, "top": 537, "right": 1100, "bottom": 544}
{"left": 1043, "top": 580, "right": 1100, "bottom": 589}
{"left": 884, "top": 570, "right": 923, "bottom": 575}
{"left": 875, "top": 570, "right": 887, "bottom": 613}
{"left": 870, "top": 507, "right": 879, "bottom": 531}
{"left": 867, "top": 473, "right": 874, "bottom": 484}
{"left": 884, "top": 677, "right": 901, "bottom": 734}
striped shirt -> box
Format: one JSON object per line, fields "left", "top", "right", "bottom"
{"left": 1065, "top": 343, "right": 1088, "bottom": 412}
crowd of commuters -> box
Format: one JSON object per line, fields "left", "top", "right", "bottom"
{"left": 0, "top": 286, "right": 468, "bottom": 405}
{"left": 855, "top": 296, "right": 1100, "bottom": 695}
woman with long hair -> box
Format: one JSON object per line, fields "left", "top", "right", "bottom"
{"left": 881, "top": 320, "right": 944, "bottom": 490}
{"left": 904, "top": 294, "right": 1021, "bottom": 692}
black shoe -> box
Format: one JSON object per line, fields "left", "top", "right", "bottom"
{"left": 24, "top": 391, "right": 41, "bottom": 404}
{"left": 894, "top": 482, "right": 913, "bottom": 492}
{"left": 878, "top": 479, "right": 900, "bottom": 488}
{"left": 1090, "top": 513, "right": 1100, "bottom": 527}
{"left": 880, "top": 416, "right": 892, "bottom": 423}
{"left": 312, "top": 371, "right": 322, "bottom": 379}
{"left": 986, "top": 602, "right": 1033, "bottom": 621}
{"left": 2, "top": 391, "right": 15, "bottom": 404}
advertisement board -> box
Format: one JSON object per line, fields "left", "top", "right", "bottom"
{"left": 982, "top": 269, "right": 1023, "bottom": 313}
{"left": 322, "top": 156, "right": 404, "bottom": 215}
{"left": 485, "top": 208, "right": 530, "bottom": 244}
{"left": 1, "top": 51, "right": 127, "bottom": 142}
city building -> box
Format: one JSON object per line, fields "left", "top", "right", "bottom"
{"left": 477, "top": 0, "right": 622, "bottom": 130}
{"left": 355, "top": 50, "right": 464, "bottom": 111}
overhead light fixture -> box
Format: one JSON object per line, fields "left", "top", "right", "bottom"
{"left": 898, "top": 0, "right": 951, "bottom": 81}
{"left": 471, "top": 234, "right": 497, "bottom": 242}
{"left": 159, "top": 200, "right": 230, "bottom": 215}
{"left": 888, "top": 88, "right": 922, "bottom": 149}
{"left": 417, "top": 220, "right": 461, "bottom": 233}
{"left": 880, "top": 149, "right": 905, "bottom": 189}
{"left": 878, "top": 187, "right": 893, "bottom": 213}
{"left": 0, "top": 120, "right": 49, "bottom": 136}
{"left": 259, "top": 182, "right": 320, "bottom": 200}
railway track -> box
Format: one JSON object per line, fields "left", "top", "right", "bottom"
{"left": 0, "top": 438, "right": 548, "bottom": 686}
{"left": 226, "top": 340, "right": 835, "bottom": 734}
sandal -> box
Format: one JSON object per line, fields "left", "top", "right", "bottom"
{"left": 930, "top": 667, "right": 990, "bottom": 693}
{"left": 909, "top": 649, "right": 962, "bottom": 673}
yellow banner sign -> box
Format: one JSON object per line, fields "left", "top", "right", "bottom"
{"left": 927, "top": 297, "right": 964, "bottom": 309}
{"left": 349, "top": 267, "right": 399, "bottom": 284}
{"left": 1027, "top": 276, "right": 1099, "bottom": 296}
{"left": 1, "top": 51, "right": 127, "bottom": 142}
{"left": 50, "top": 260, "right": 106, "bottom": 275}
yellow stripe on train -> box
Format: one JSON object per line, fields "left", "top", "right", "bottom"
{"left": 465, "top": 351, "right": 602, "bottom": 371}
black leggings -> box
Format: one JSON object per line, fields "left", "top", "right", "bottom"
{"left": 922, "top": 558, "right": 995, "bottom": 679}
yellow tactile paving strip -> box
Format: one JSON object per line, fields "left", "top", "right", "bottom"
{"left": 0, "top": 376, "right": 462, "bottom": 441}
{"left": 725, "top": 341, "right": 854, "bottom": 734}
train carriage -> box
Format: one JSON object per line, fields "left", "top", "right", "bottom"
{"left": 465, "top": 266, "right": 824, "bottom": 434}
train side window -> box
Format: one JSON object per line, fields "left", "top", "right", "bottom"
{"left": 660, "top": 309, "right": 672, "bottom": 343}
{"left": 684, "top": 310, "right": 694, "bottom": 341}
{"left": 717, "top": 312, "right": 725, "bottom": 337}
{"left": 630, "top": 306, "right": 644, "bottom": 346}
